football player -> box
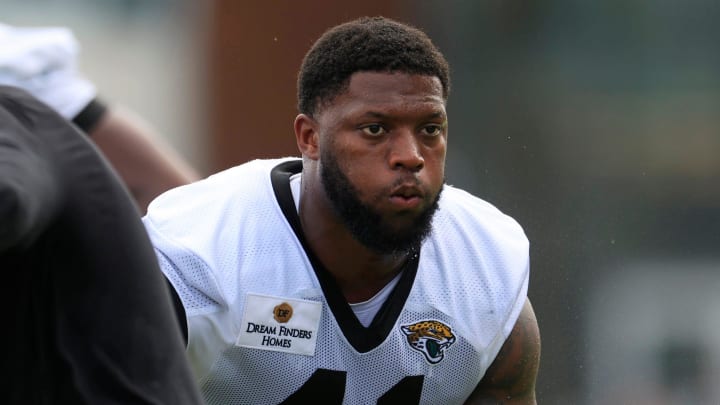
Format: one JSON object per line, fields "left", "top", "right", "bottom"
{"left": 144, "top": 16, "right": 540, "bottom": 404}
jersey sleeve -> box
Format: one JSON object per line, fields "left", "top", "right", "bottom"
{"left": 153, "top": 246, "right": 223, "bottom": 314}
{"left": 479, "top": 204, "right": 530, "bottom": 371}
{"left": 428, "top": 184, "right": 531, "bottom": 372}
{"left": 483, "top": 254, "right": 529, "bottom": 369}
{"left": 144, "top": 214, "right": 241, "bottom": 379}
{"left": 143, "top": 213, "right": 227, "bottom": 317}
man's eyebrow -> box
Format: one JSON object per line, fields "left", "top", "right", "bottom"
{"left": 361, "top": 111, "right": 389, "bottom": 119}
{"left": 358, "top": 111, "right": 447, "bottom": 120}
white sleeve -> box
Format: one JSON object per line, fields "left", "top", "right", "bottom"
{"left": 154, "top": 247, "right": 223, "bottom": 315}
{"left": 0, "top": 23, "right": 96, "bottom": 119}
{"left": 143, "top": 212, "right": 226, "bottom": 316}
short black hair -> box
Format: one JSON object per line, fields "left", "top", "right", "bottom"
{"left": 297, "top": 16, "right": 451, "bottom": 117}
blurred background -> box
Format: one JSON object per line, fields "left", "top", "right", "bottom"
{"left": 3, "top": 0, "right": 719, "bottom": 403}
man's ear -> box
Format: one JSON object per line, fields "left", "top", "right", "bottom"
{"left": 294, "top": 114, "right": 319, "bottom": 160}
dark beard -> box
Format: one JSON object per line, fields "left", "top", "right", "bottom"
{"left": 320, "top": 151, "right": 442, "bottom": 255}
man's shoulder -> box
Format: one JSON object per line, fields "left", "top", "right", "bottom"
{"left": 148, "top": 158, "right": 297, "bottom": 210}
{"left": 421, "top": 185, "right": 530, "bottom": 362}
{"left": 143, "top": 157, "right": 298, "bottom": 244}
{"left": 436, "top": 184, "right": 527, "bottom": 243}
{"left": 428, "top": 184, "right": 530, "bottom": 282}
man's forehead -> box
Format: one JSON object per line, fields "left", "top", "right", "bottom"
{"left": 312, "top": 71, "right": 446, "bottom": 119}
{"left": 345, "top": 71, "right": 444, "bottom": 96}
{"left": 332, "top": 72, "right": 445, "bottom": 111}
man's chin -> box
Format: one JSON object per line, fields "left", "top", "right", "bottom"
{"left": 361, "top": 238, "right": 421, "bottom": 256}
{"left": 358, "top": 223, "right": 429, "bottom": 255}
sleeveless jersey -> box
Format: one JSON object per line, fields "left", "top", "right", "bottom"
{"left": 143, "top": 158, "right": 530, "bottom": 405}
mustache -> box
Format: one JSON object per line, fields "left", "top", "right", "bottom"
{"left": 385, "top": 175, "right": 445, "bottom": 200}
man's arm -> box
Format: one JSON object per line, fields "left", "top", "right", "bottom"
{"left": 89, "top": 106, "right": 200, "bottom": 213}
{"left": 465, "top": 298, "right": 541, "bottom": 404}
{"left": 0, "top": 23, "right": 201, "bottom": 214}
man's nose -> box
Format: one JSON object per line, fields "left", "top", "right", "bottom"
{"left": 388, "top": 129, "right": 424, "bottom": 172}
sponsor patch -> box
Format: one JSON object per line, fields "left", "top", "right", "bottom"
{"left": 237, "top": 293, "right": 322, "bottom": 356}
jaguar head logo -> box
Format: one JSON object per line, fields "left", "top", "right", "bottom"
{"left": 401, "top": 320, "right": 456, "bottom": 364}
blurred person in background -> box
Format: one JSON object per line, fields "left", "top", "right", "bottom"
{"left": 0, "top": 85, "right": 203, "bottom": 404}
{"left": 0, "top": 22, "right": 200, "bottom": 214}
{"left": 144, "top": 16, "right": 540, "bottom": 404}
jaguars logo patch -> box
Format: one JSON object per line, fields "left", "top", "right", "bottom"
{"left": 401, "top": 320, "right": 456, "bottom": 364}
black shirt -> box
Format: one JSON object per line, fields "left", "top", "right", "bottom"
{"left": 0, "top": 86, "right": 202, "bottom": 404}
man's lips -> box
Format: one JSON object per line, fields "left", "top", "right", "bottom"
{"left": 389, "top": 185, "right": 424, "bottom": 209}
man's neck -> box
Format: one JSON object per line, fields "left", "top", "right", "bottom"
{"left": 304, "top": 216, "right": 407, "bottom": 302}
{"left": 298, "top": 192, "right": 407, "bottom": 303}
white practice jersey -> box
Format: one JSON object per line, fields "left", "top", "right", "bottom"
{"left": 143, "top": 158, "right": 530, "bottom": 405}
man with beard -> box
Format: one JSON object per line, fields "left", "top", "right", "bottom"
{"left": 143, "top": 16, "right": 540, "bottom": 404}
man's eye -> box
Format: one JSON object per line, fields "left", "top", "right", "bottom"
{"left": 362, "top": 124, "right": 385, "bottom": 136}
{"left": 422, "top": 125, "right": 443, "bottom": 136}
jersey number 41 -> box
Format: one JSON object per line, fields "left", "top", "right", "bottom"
{"left": 281, "top": 368, "right": 424, "bottom": 404}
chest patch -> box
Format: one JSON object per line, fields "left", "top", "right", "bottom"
{"left": 401, "top": 320, "right": 456, "bottom": 364}
{"left": 236, "top": 293, "right": 322, "bottom": 356}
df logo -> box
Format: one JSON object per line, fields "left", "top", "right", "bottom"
{"left": 273, "top": 302, "right": 293, "bottom": 323}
